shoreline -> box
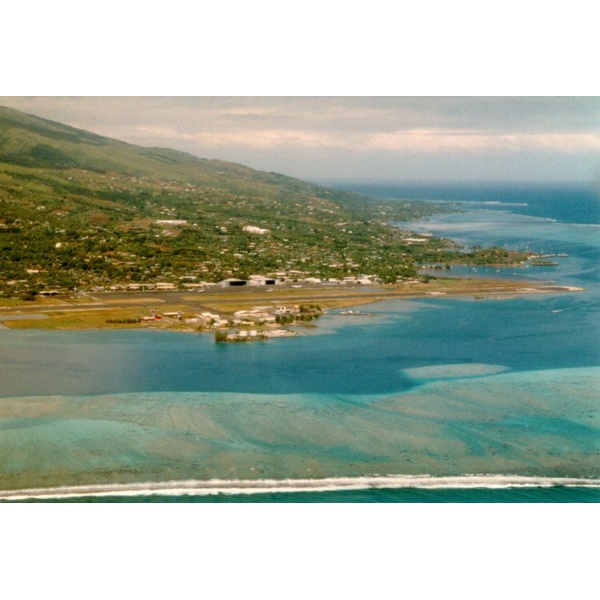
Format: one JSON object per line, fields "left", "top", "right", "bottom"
{"left": 0, "top": 278, "right": 586, "bottom": 332}
{"left": 1, "top": 474, "right": 599, "bottom": 501}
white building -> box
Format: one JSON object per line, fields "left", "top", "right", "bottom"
{"left": 243, "top": 225, "right": 270, "bottom": 235}
{"left": 219, "top": 278, "right": 247, "bottom": 287}
{"left": 248, "top": 275, "right": 276, "bottom": 286}
{"left": 156, "top": 219, "right": 188, "bottom": 226}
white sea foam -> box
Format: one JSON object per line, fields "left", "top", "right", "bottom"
{"left": 1, "top": 475, "right": 598, "bottom": 501}
{"left": 476, "top": 202, "right": 529, "bottom": 207}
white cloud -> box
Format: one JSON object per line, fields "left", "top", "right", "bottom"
{"left": 365, "top": 130, "right": 600, "bottom": 153}
{"left": 119, "top": 125, "right": 600, "bottom": 156}
{"left": 1, "top": 96, "right": 598, "bottom": 181}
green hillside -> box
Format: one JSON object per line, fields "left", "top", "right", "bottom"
{"left": 0, "top": 105, "right": 514, "bottom": 298}
{"left": 0, "top": 105, "right": 337, "bottom": 188}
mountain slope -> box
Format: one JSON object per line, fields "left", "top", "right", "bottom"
{"left": 0, "top": 105, "right": 358, "bottom": 198}
{"left": 0, "top": 105, "right": 459, "bottom": 295}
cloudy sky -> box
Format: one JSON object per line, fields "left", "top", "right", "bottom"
{"left": 1, "top": 96, "right": 598, "bottom": 185}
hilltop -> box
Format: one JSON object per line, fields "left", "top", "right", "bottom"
{"left": 0, "top": 106, "right": 528, "bottom": 298}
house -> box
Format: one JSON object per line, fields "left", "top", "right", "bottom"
{"left": 274, "top": 305, "right": 300, "bottom": 315}
{"left": 156, "top": 219, "right": 188, "bottom": 226}
{"left": 404, "top": 237, "right": 429, "bottom": 244}
{"left": 357, "top": 276, "right": 375, "bottom": 285}
{"left": 248, "top": 275, "right": 276, "bottom": 286}
{"left": 155, "top": 282, "right": 176, "bottom": 291}
{"left": 181, "top": 283, "right": 206, "bottom": 290}
{"left": 243, "top": 225, "right": 270, "bottom": 235}
{"left": 198, "top": 312, "right": 229, "bottom": 327}
{"left": 219, "top": 278, "right": 247, "bottom": 287}
{"left": 233, "top": 309, "right": 273, "bottom": 322}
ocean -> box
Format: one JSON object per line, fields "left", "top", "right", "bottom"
{"left": 0, "top": 182, "right": 598, "bottom": 502}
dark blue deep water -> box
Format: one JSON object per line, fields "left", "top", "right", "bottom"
{"left": 342, "top": 182, "right": 600, "bottom": 224}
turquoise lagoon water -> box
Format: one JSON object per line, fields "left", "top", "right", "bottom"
{"left": 0, "top": 183, "right": 598, "bottom": 502}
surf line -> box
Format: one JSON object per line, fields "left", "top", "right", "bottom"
{"left": 1, "top": 474, "right": 599, "bottom": 501}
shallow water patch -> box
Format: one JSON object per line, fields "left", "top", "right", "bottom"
{"left": 403, "top": 363, "right": 509, "bottom": 380}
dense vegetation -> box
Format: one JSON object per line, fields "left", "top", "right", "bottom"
{"left": 0, "top": 106, "right": 532, "bottom": 298}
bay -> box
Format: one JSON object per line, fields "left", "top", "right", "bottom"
{"left": 1, "top": 182, "right": 598, "bottom": 502}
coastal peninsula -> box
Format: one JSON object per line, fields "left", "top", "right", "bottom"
{"left": 0, "top": 105, "right": 585, "bottom": 337}
{"left": 0, "top": 277, "right": 584, "bottom": 336}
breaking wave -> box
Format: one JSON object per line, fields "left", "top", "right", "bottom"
{"left": 1, "top": 474, "right": 599, "bottom": 501}
{"left": 473, "top": 201, "right": 529, "bottom": 207}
